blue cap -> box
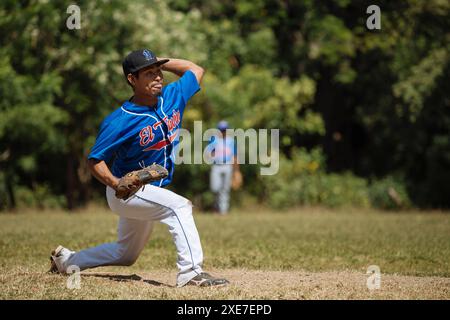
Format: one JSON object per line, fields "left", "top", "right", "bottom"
{"left": 217, "top": 120, "right": 229, "bottom": 131}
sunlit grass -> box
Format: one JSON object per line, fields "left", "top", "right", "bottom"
{"left": 1, "top": 206, "right": 449, "bottom": 299}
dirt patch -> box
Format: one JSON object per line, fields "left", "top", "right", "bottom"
{"left": 79, "top": 269, "right": 450, "bottom": 300}
{"left": 2, "top": 268, "right": 449, "bottom": 299}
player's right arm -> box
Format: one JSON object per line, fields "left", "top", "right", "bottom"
{"left": 88, "top": 112, "right": 131, "bottom": 190}
{"left": 88, "top": 159, "right": 120, "bottom": 190}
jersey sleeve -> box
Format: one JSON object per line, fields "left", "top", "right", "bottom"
{"left": 176, "top": 70, "right": 201, "bottom": 105}
{"left": 88, "top": 118, "right": 129, "bottom": 163}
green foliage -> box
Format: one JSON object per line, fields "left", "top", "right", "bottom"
{"left": 308, "top": 14, "right": 355, "bottom": 66}
{"left": 15, "top": 184, "right": 66, "bottom": 210}
{"left": 1, "top": 0, "right": 449, "bottom": 210}
{"left": 240, "top": 28, "right": 277, "bottom": 68}
{"left": 201, "top": 65, "right": 321, "bottom": 134}
{"left": 264, "top": 148, "right": 370, "bottom": 208}
{"left": 393, "top": 48, "right": 448, "bottom": 122}
{"left": 368, "top": 177, "right": 412, "bottom": 210}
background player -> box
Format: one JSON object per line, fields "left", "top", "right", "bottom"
{"left": 207, "top": 120, "right": 242, "bottom": 214}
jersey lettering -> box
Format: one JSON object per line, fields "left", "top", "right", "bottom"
{"left": 139, "top": 125, "right": 154, "bottom": 146}
{"left": 164, "top": 110, "right": 181, "bottom": 132}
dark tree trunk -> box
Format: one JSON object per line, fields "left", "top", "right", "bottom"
{"left": 315, "top": 65, "right": 358, "bottom": 173}
{"left": 77, "top": 152, "right": 91, "bottom": 206}
{"left": 66, "top": 155, "right": 76, "bottom": 211}
{"left": 5, "top": 172, "right": 16, "bottom": 210}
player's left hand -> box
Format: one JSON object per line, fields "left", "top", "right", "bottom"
{"left": 115, "top": 164, "right": 168, "bottom": 200}
{"left": 231, "top": 170, "right": 243, "bottom": 191}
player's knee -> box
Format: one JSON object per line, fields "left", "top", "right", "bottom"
{"left": 119, "top": 256, "right": 137, "bottom": 266}
{"left": 115, "top": 245, "right": 139, "bottom": 266}
{"left": 116, "top": 254, "right": 138, "bottom": 266}
{"left": 178, "top": 200, "right": 193, "bottom": 215}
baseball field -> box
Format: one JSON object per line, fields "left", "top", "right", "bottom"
{"left": 1, "top": 206, "right": 449, "bottom": 300}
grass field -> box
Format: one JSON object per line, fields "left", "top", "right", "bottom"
{"left": 1, "top": 206, "right": 450, "bottom": 299}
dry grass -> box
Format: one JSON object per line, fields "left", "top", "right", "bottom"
{"left": 1, "top": 206, "right": 449, "bottom": 299}
{"left": 2, "top": 268, "right": 450, "bottom": 299}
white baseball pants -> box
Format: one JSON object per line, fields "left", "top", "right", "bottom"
{"left": 210, "top": 164, "right": 233, "bottom": 214}
{"left": 63, "top": 185, "right": 204, "bottom": 287}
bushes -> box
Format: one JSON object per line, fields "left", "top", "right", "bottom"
{"left": 368, "top": 177, "right": 412, "bottom": 210}
{"left": 263, "top": 148, "right": 411, "bottom": 210}
{"left": 263, "top": 148, "right": 370, "bottom": 208}
{"left": 0, "top": 147, "right": 414, "bottom": 212}
{"left": 266, "top": 171, "right": 371, "bottom": 209}
{"left": 14, "top": 184, "right": 66, "bottom": 210}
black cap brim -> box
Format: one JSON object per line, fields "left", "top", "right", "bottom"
{"left": 154, "top": 58, "right": 170, "bottom": 66}
{"left": 128, "top": 59, "right": 170, "bottom": 74}
{"left": 140, "top": 58, "right": 169, "bottom": 71}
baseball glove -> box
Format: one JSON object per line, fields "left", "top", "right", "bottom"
{"left": 115, "top": 163, "right": 168, "bottom": 200}
{"left": 231, "top": 170, "right": 243, "bottom": 190}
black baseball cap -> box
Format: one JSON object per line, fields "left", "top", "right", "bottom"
{"left": 122, "top": 49, "right": 169, "bottom": 77}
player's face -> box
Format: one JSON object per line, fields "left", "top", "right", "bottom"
{"left": 133, "top": 66, "right": 164, "bottom": 97}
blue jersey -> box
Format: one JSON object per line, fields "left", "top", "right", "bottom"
{"left": 88, "top": 70, "right": 200, "bottom": 187}
{"left": 206, "top": 135, "right": 237, "bottom": 164}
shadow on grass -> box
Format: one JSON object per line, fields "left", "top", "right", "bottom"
{"left": 81, "top": 273, "right": 174, "bottom": 288}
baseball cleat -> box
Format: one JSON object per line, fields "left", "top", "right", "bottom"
{"left": 48, "top": 245, "right": 74, "bottom": 274}
{"left": 185, "top": 272, "right": 230, "bottom": 287}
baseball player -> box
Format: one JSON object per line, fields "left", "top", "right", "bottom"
{"left": 49, "top": 49, "right": 229, "bottom": 287}
{"left": 207, "top": 120, "right": 241, "bottom": 214}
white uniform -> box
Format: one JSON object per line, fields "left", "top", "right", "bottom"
{"left": 210, "top": 164, "right": 233, "bottom": 213}
{"left": 207, "top": 134, "right": 236, "bottom": 214}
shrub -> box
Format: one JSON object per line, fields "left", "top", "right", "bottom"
{"left": 15, "top": 184, "right": 65, "bottom": 210}
{"left": 368, "top": 177, "right": 412, "bottom": 210}
{"left": 263, "top": 148, "right": 370, "bottom": 208}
